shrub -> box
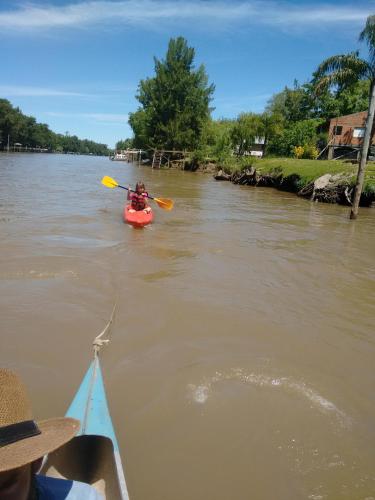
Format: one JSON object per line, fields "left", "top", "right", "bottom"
{"left": 303, "top": 144, "right": 319, "bottom": 159}
{"left": 293, "top": 146, "right": 304, "bottom": 158}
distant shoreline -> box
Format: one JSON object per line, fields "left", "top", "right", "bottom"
{"left": 0, "top": 150, "right": 107, "bottom": 157}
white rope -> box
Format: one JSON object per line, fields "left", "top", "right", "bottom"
{"left": 92, "top": 302, "right": 117, "bottom": 354}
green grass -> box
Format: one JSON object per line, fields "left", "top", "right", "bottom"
{"left": 255, "top": 158, "right": 356, "bottom": 182}
{"left": 220, "top": 157, "right": 375, "bottom": 195}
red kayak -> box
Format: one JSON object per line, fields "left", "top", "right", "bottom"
{"left": 123, "top": 205, "right": 153, "bottom": 227}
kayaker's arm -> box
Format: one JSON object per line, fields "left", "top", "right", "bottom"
{"left": 101, "top": 176, "right": 173, "bottom": 210}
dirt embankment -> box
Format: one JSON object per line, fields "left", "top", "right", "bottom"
{"left": 214, "top": 167, "right": 374, "bottom": 207}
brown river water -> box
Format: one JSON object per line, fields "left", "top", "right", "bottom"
{"left": 1, "top": 153, "right": 375, "bottom": 499}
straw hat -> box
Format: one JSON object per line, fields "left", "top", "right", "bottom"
{"left": 0, "top": 368, "right": 80, "bottom": 472}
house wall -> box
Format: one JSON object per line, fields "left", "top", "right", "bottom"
{"left": 328, "top": 111, "right": 374, "bottom": 147}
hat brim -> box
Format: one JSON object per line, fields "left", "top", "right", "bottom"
{"left": 0, "top": 417, "right": 80, "bottom": 472}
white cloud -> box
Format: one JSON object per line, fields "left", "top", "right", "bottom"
{"left": 0, "top": 1, "right": 370, "bottom": 32}
{"left": 213, "top": 92, "right": 273, "bottom": 115}
{"left": 0, "top": 85, "right": 89, "bottom": 97}
{"left": 258, "top": 5, "right": 368, "bottom": 26}
{"left": 45, "top": 111, "right": 129, "bottom": 123}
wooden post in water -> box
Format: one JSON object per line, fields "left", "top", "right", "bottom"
{"left": 350, "top": 83, "right": 375, "bottom": 219}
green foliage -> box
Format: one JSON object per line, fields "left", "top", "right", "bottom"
{"left": 293, "top": 146, "right": 304, "bottom": 159}
{"left": 312, "top": 14, "right": 374, "bottom": 114}
{"left": 268, "top": 118, "right": 324, "bottom": 157}
{"left": 228, "top": 111, "right": 284, "bottom": 158}
{"left": 259, "top": 111, "right": 284, "bottom": 155}
{"left": 302, "top": 144, "right": 319, "bottom": 159}
{"left": 362, "top": 162, "right": 375, "bottom": 195}
{"left": 313, "top": 52, "right": 371, "bottom": 93}
{"left": 204, "top": 119, "right": 234, "bottom": 162}
{"left": 311, "top": 14, "right": 375, "bottom": 211}
{"left": 236, "top": 155, "right": 258, "bottom": 169}
{"left": 116, "top": 138, "right": 134, "bottom": 150}
{"left": 267, "top": 79, "right": 369, "bottom": 123}
{"left": 0, "top": 99, "right": 110, "bottom": 155}
{"left": 230, "top": 113, "right": 263, "bottom": 155}
{"left": 335, "top": 80, "right": 370, "bottom": 115}
{"left": 128, "top": 109, "right": 148, "bottom": 149}
{"left": 266, "top": 81, "right": 310, "bottom": 122}
{"left": 292, "top": 144, "right": 318, "bottom": 159}
{"left": 262, "top": 52, "right": 369, "bottom": 157}
{"left": 190, "top": 146, "right": 209, "bottom": 167}
{"left": 129, "top": 37, "right": 215, "bottom": 151}
{"left": 218, "top": 156, "right": 243, "bottom": 175}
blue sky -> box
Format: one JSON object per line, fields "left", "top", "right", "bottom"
{"left": 0, "top": 0, "right": 373, "bottom": 148}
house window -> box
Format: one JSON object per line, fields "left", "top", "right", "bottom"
{"left": 333, "top": 126, "right": 342, "bottom": 135}
{"left": 353, "top": 127, "right": 365, "bottom": 138}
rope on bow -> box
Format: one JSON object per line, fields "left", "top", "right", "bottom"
{"left": 92, "top": 302, "right": 117, "bottom": 355}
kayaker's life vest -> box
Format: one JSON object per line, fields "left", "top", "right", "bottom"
{"left": 130, "top": 192, "right": 148, "bottom": 211}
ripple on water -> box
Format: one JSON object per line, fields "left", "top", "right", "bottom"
{"left": 0, "top": 256, "right": 81, "bottom": 281}
{"left": 0, "top": 269, "right": 78, "bottom": 280}
{"left": 41, "top": 235, "right": 119, "bottom": 248}
{"left": 187, "top": 368, "right": 351, "bottom": 428}
{"left": 141, "top": 269, "right": 182, "bottom": 282}
{"left": 147, "top": 246, "right": 196, "bottom": 260}
{"left": 164, "top": 218, "right": 195, "bottom": 227}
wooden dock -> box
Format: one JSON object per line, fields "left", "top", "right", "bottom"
{"left": 111, "top": 149, "right": 144, "bottom": 162}
{"left": 151, "top": 149, "right": 191, "bottom": 169}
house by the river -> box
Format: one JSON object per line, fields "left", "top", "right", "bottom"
{"left": 327, "top": 110, "right": 374, "bottom": 159}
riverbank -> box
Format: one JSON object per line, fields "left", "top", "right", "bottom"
{"left": 213, "top": 157, "right": 375, "bottom": 207}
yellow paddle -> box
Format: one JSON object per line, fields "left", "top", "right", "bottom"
{"left": 101, "top": 176, "right": 174, "bottom": 211}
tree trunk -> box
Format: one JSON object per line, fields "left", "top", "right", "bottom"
{"left": 263, "top": 134, "right": 268, "bottom": 157}
{"left": 350, "top": 80, "right": 375, "bottom": 219}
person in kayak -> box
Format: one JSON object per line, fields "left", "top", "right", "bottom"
{"left": 0, "top": 368, "right": 102, "bottom": 500}
{"left": 127, "top": 182, "right": 151, "bottom": 213}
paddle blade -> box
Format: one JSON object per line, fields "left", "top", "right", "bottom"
{"left": 154, "top": 197, "right": 174, "bottom": 211}
{"left": 101, "top": 176, "right": 119, "bottom": 189}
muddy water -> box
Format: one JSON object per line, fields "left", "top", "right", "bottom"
{"left": 0, "top": 153, "right": 374, "bottom": 499}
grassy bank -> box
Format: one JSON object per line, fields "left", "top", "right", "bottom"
{"left": 219, "top": 157, "right": 375, "bottom": 196}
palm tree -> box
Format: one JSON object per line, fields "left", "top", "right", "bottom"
{"left": 314, "top": 15, "right": 375, "bottom": 219}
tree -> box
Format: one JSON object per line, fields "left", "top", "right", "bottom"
{"left": 0, "top": 99, "right": 110, "bottom": 155}
{"left": 116, "top": 138, "right": 134, "bottom": 150}
{"left": 266, "top": 81, "right": 311, "bottom": 122}
{"left": 129, "top": 37, "right": 215, "bottom": 151}
{"left": 259, "top": 111, "right": 284, "bottom": 156}
{"left": 128, "top": 110, "right": 148, "bottom": 149}
{"left": 333, "top": 80, "right": 370, "bottom": 116}
{"left": 313, "top": 15, "right": 375, "bottom": 219}
{"left": 231, "top": 113, "right": 264, "bottom": 156}
{"left": 267, "top": 78, "right": 370, "bottom": 125}
{"left": 205, "top": 119, "right": 234, "bottom": 162}
{"left": 268, "top": 118, "right": 322, "bottom": 157}
{"left": 230, "top": 111, "right": 284, "bottom": 158}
